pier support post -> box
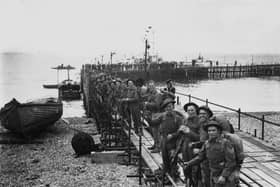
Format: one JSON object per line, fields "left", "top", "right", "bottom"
{"left": 262, "top": 115, "right": 265, "bottom": 140}
{"left": 188, "top": 95, "right": 191, "bottom": 102}
{"left": 238, "top": 108, "right": 241, "bottom": 130}
{"left": 139, "top": 126, "right": 142, "bottom": 185}
{"left": 177, "top": 96, "right": 180, "bottom": 105}
{"left": 128, "top": 114, "right": 132, "bottom": 164}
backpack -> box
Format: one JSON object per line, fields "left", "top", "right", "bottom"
{"left": 223, "top": 132, "right": 245, "bottom": 165}
{"left": 71, "top": 132, "right": 95, "bottom": 156}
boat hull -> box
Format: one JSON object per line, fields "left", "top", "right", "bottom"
{"left": 43, "top": 84, "right": 59, "bottom": 89}
{"left": 0, "top": 98, "right": 63, "bottom": 135}
{"left": 59, "top": 84, "right": 81, "bottom": 100}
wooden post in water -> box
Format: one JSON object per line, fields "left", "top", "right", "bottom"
{"left": 189, "top": 95, "right": 191, "bottom": 102}
{"left": 128, "top": 114, "right": 132, "bottom": 164}
{"left": 226, "top": 65, "right": 228, "bottom": 78}
{"left": 177, "top": 96, "right": 180, "bottom": 105}
{"left": 238, "top": 108, "right": 241, "bottom": 130}
{"left": 262, "top": 115, "right": 265, "bottom": 140}
{"left": 138, "top": 125, "right": 142, "bottom": 185}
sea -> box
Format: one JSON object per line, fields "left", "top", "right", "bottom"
{"left": 1, "top": 52, "right": 280, "bottom": 118}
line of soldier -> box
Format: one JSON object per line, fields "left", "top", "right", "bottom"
{"left": 89, "top": 74, "right": 244, "bottom": 187}
{"left": 147, "top": 98, "right": 244, "bottom": 187}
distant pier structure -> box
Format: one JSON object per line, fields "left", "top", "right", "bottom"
{"left": 82, "top": 62, "right": 280, "bottom": 83}
{"left": 208, "top": 63, "right": 280, "bottom": 79}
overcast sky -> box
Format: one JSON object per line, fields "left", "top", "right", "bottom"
{"left": 1, "top": 0, "right": 280, "bottom": 61}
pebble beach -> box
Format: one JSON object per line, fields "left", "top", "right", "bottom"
{"left": 0, "top": 118, "right": 140, "bottom": 187}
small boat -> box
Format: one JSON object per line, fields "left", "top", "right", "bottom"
{"left": 0, "top": 98, "right": 63, "bottom": 136}
{"left": 58, "top": 79, "right": 81, "bottom": 100}
{"left": 43, "top": 64, "right": 81, "bottom": 100}
{"left": 43, "top": 84, "right": 59, "bottom": 89}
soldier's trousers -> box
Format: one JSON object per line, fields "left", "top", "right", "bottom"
{"left": 201, "top": 160, "right": 211, "bottom": 187}
{"left": 147, "top": 118, "right": 160, "bottom": 149}
{"left": 161, "top": 136, "right": 178, "bottom": 177}
{"left": 128, "top": 104, "right": 141, "bottom": 132}
{"left": 181, "top": 133, "right": 200, "bottom": 185}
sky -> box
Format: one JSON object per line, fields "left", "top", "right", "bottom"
{"left": 0, "top": 0, "right": 280, "bottom": 61}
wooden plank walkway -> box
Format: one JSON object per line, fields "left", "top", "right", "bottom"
{"left": 123, "top": 119, "right": 185, "bottom": 187}
{"left": 60, "top": 112, "right": 280, "bottom": 186}
{"left": 237, "top": 131, "right": 280, "bottom": 187}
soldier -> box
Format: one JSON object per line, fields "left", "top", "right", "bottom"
{"left": 143, "top": 80, "right": 162, "bottom": 152}
{"left": 160, "top": 79, "right": 176, "bottom": 100}
{"left": 197, "top": 105, "right": 213, "bottom": 187}
{"left": 125, "top": 79, "right": 141, "bottom": 134}
{"left": 152, "top": 98, "right": 184, "bottom": 180}
{"left": 177, "top": 102, "right": 200, "bottom": 185}
{"left": 212, "top": 115, "right": 244, "bottom": 186}
{"left": 184, "top": 120, "right": 237, "bottom": 187}
{"left": 166, "top": 79, "right": 176, "bottom": 94}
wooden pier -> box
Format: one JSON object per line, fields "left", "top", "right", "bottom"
{"left": 208, "top": 64, "right": 280, "bottom": 79}
{"left": 80, "top": 64, "right": 280, "bottom": 186}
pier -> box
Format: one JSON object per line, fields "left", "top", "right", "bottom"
{"left": 80, "top": 64, "right": 280, "bottom": 186}
{"left": 88, "top": 63, "right": 280, "bottom": 82}
{"left": 208, "top": 64, "right": 280, "bottom": 79}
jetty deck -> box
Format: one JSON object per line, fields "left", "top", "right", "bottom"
{"left": 238, "top": 131, "right": 280, "bottom": 186}
{"left": 122, "top": 120, "right": 280, "bottom": 186}
{"left": 80, "top": 65, "right": 280, "bottom": 186}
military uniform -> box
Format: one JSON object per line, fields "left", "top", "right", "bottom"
{"left": 199, "top": 120, "right": 211, "bottom": 187}
{"left": 145, "top": 92, "right": 163, "bottom": 151}
{"left": 187, "top": 136, "right": 236, "bottom": 187}
{"left": 181, "top": 116, "right": 201, "bottom": 186}
{"left": 153, "top": 109, "right": 183, "bottom": 178}
{"left": 125, "top": 83, "right": 141, "bottom": 133}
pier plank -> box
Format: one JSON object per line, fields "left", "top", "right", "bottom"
{"left": 238, "top": 130, "right": 280, "bottom": 186}
{"left": 250, "top": 168, "right": 280, "bottom": 187}
{"left": 123, "top": 121, "right": 185, "bottom": 187}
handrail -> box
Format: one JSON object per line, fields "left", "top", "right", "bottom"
{"left": 175, "top": 91, "right": 280, "bottom": 128}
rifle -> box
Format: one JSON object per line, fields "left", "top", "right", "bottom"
{"left": 170, "top": 133, "right": 184, "bottom": 165}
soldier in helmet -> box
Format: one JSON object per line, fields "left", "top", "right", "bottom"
{"left": 197, "top": 105, "right": 213, "bottom": 187}
{"left": 184, "top": 120, "right": 237, "bottom": 187}
{"left": 152, "top": 98, "right": 184, "bottom": 180}
{"left": 179, "top": 102, "right": 201, "bottom": 186}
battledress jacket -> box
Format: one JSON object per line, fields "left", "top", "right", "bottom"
{"left": 152, "top": 111, "right": 184, "bottom": 138}
{"left": 188, "top": 136, "right": 236, "bottom": 178}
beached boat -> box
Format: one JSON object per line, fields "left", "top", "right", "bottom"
{"left": 0, "top": 98, "right": 63, "bottom": 135}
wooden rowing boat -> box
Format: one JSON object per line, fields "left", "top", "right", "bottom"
{"left": 0, "top": 98, "right": 63, "bottom": 136}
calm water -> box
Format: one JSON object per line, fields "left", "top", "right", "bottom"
{"left": 1, "top": 52, "right": 280, "bottom": 117}
{"left": 0, "top": 52, "right": 85, "bottom": 117}
{"left": 175, "top": 77, "right": 280, "bottom": 112}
